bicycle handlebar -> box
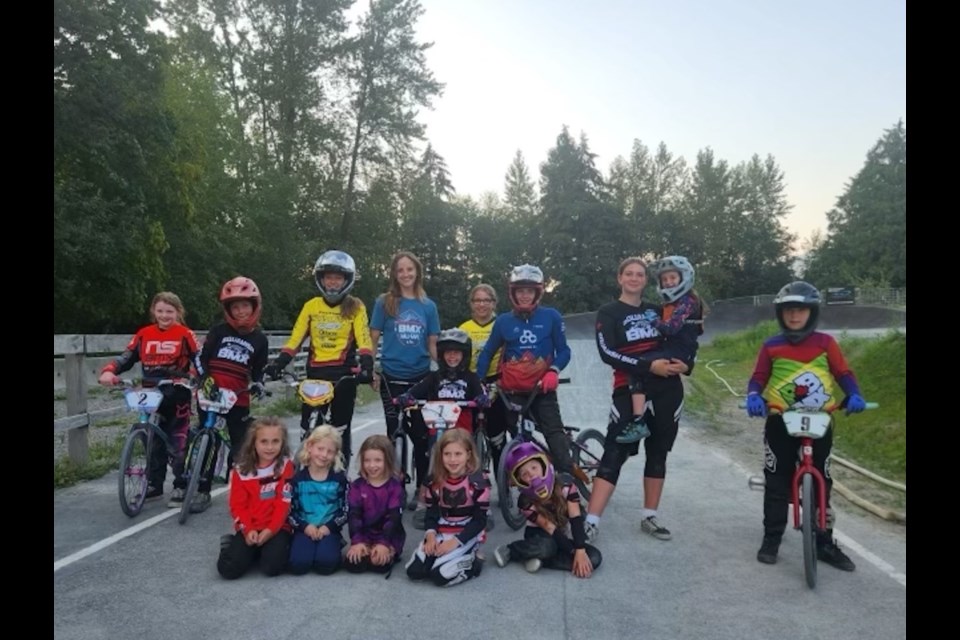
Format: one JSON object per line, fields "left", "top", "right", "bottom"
{"left": 737, "top": 399, "right": 879, "bottom": 411}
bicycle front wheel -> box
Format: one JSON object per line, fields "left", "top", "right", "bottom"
{"left": 801, "top": 473, "right": 818, "bottom": 589}
{"left": 497, "top": 440, "right": 527, "bottom": 530}
{"left": 118, "top": 426, "right": 150, "bottom": 517}
{"left": 571, "top": 428, "right": 605, "bottom": 502}
{"left": 180, "top": 431, "right": 210, "bottom": 525}
{"left": 475, "top": 431, "right": 492, "bottom": 477}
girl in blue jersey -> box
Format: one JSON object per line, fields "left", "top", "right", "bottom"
{"left": 287, "top": 425, "right": 348, "bottom": 575}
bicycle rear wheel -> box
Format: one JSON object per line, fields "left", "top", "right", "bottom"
{"left": 180, "top": 431, "right": 210, "bottom": 525}
{"left": 118, "top": 426, "right": 150, "bottom": 517}
{"left": 571, "top": 428, "right": 605, "bottom": 502}
{"left": 497, "top": 439, "right": 527, "bottom": 530}
{"left": 801, "top": 473, "right": 818, "bottom": 589}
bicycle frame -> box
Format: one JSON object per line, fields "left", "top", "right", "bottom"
{"left": 783, "top": 410, "right": 833, "bottom": 530}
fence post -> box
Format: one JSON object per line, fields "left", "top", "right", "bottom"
{"left": 65, "top": 352, "right": 89, "bottom": 465}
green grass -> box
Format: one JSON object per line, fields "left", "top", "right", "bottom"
{"left": 54, "top": 433, "right": 126, "bottom": 489}
{"left": 687, "top": 324, "right": 906, "bottom": 481}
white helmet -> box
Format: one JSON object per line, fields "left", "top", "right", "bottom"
{"left": 314, "top": 250, "right": 357, "bottom": 305}
{"left": 508, "top": 264, "right": 545, "bottom": 314}
{"left": 653, "top": 256, "right": 695, "bottom": 303}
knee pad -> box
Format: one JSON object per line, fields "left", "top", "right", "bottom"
{"left": 596, "top": 461, "right": 622, "bottom": 485}
{"left": 435, "top": 555, "right": 475, "bottom": 587}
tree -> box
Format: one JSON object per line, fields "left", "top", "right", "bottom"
{"left": 804, "top": 121, "right": 906, "bottom": 288}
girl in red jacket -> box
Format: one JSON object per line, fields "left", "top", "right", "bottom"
{"left": 217, "top": 416, "right": 295, "bottom": 580}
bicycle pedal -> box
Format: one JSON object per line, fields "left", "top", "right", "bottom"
{"left": 572, "top": 465, "right": 591, "bottom": 485}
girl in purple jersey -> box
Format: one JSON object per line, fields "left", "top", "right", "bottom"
{"left": 345, "top": 435, "right": 407, "bottom": 574}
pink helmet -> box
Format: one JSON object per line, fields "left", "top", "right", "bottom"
{"left": 220, "top": 276, "right": 262, "bottom": 332}
{"left": 504, "top": 441, "right": 555, "bottom": 501}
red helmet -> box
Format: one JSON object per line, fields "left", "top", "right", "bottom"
{"left": 220, "top": 276, "right": 262, "bottom": 332}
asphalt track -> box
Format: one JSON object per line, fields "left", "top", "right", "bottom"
{"left": 54, "top": 305, "right": 906, "bottom": 640}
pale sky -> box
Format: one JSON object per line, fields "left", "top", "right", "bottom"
{"left": 414, "top": 0, "right": 906, "bottom": 246}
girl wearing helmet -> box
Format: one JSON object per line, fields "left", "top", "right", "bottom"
{"left": 745, "top": 281, "right": 865, "bottom": 570}
{"left": 263, "top": 250, "right": 375, "bottom": 466}
{"left": 475, "top": 264, "right": 575, "bottom": 477}
{"left": 618, "top": 255, "right": 705, "bottom": 445}
{"left": 492, "top": 442, "right": 601, "bottom": 577}
{"left": 191, "top": 276, "right": 270, "bottom": 514}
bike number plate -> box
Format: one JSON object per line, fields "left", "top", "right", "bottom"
{"left": 299, "top": 380, "right": 335, "bottom": 407}
{"left": 124, "top": 389, "right": 163, "bottom": 412}
{"left": 782, "top": 412, "right": 831, "bottom": 439}
{"left": 421, "top": 401, "right": 462, "bottom": 427}
{"left": 197, "top": 388, "right": 239, "bottom": 413}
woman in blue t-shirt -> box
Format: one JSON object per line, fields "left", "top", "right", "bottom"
{"left": 370, "top": 251, "right": 441, "bottom": 519}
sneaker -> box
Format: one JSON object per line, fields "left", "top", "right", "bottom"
{"left": 524, "top": 558, "right": 542, "bottom": 573}
{"left": 616, "top": 417, "right": 651, "bottom": 444}
{"left": 584, "top": 521, "right": 600, "bottom": 544}
{"left": 817, "top": 538, "right": 856, "bottom": 571}
{"left": 167, "top": 488, "right": 186, "bottom": 508}
{"left": 494, "top": 544, "right": 512, "bottom": 567}
{"left": 756, "top": 534, "right": 781, "bottom": 564}
{"left": 145, "top": 485, "right": 163, "bottom": 500}
{"left": 412, "top": 508, "right": 427, "bottom": 530}
{"left": 640, "top": 516, "right": 672, "bottom": 540}
{"left": 189, "top": 492, "right": 212, "bottom": 513}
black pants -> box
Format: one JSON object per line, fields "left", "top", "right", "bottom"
{"left": 762, "top": 414, "right": 834, "bottom": 537}
{"left": 508, "top": 527, "right": 603, "bottom": 572}
{"left": 378, "top": 373, "right": 429, "bottom": 489}
{"left": 197, "top": 405, "right": 251, "bottom": 493}
{"left": 597, "top": 377, "right": 683, "bottom": 485}
{"left": 149, "top": 386, "right": 192, "bottom": 490}
{"left": 479, "top": 394, "right": 512, "bottom": 474}
{"left": 217, "top": 530, "right": 292, "bottom": 580}
{"left": 504, "top": 391, "right": 573, "bottom": 474}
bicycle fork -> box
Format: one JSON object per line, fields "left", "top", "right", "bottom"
{"left": 791, "top": 438, "right": 828, "bottom": 531}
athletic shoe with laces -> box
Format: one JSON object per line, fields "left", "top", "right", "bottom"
{"left": 616, "top": 417, "right": 651, "bottom": 444}
{"left": 640, "top": 515, "right": 672, "bottom": 540}
{"left": 145, "top": 485, "right": 163, "bottom": 500}
{"left": 756, "top": 534, "right": 781, "bottom": 564}
{"left": 493, "top": 544, "right": 512, "bottom": 568}
{"left": 189, "top": 492, "right": 212, "bottom": 513}
{"left": 817, "top": 538, "right": 856, "bottom": 571}
{"left": 167, "top": 488, "right": 186, "bottom": 508}
{"left": 584, "top": 521, "right": 600, "bottom": 544}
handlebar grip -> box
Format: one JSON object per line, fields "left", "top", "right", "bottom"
{"left": 865, "top": 402, "right": 879, "bottom": 410}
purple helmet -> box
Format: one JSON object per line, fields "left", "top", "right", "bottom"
{"left": 504, "top": 442, "right": 555, "bottom": 500}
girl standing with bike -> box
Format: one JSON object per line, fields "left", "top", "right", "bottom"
{"left": 192, "top": 276, "right": 270, "bottom": 514}
{"left": 745, "top": 281, "right": 865, "bottom": 571}
{"left": 586, "top": 257, "right": 689, "bottom": 543}
{"left": 369, "top": 251, "right": 441, "bottom": 512}
{"left": 264, "top": 250, "right": 375, "bottom": 465}
{"left": 98, "top": 292, "right": 199, "bottom": 503}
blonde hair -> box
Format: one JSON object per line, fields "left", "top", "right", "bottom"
{"left": 430, "top": 429, "right": 479, "bottom": 486}
{"left": 298, "top": 424, "right": 345, "bottom": 472}
{"left": 382, "top": 251, "right": 427, "bottom": 317}
{"left": 358, "top": 434, "right": 399, "bottom": 483}
{"left": 235, "top": 416, "right": 290, "bottom": 476}
{"left": 150, "top": 291, "right": 186, "bottom": 324}
{"left": 467, "top": 283, "right": 498, "bottom": 305}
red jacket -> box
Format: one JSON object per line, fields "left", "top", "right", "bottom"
{"left": 228, "top": 458, "right": 295, "bottom": 534}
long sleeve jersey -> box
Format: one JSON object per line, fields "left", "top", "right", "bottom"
{"left": 347, "top": 476, "right": 406, "bottom": 556}
{"left": 194, "top": 322, "right": 269, "bottom": 408}
{"left": 228, "top": 457, "right": 295, "bottom": 534}
{"left": 653, "top": 292, "right": 703, "bottom": 366}
{"left": 278, "top": 297, "right": 374, "bottom": 380}
{"left": 517, "top": 476, "right": 588, "bottom": 551}
{"left": 747, "top": 331, "right": 862, "bottom": 414}
{"left": 423, "top": 471, "right": 490, "bottom": 544}
{"left": 595, "top": 300, "right": 666, "bottom": 390}
{"left": 287, "top": 467, "right": 349, "bottom": 535}
{"left": 475, "top": 307, "right": 571, "bottom": 393}
{"left": 101, "top": 323, "right": 199, "bottom": 382}
{"left": 406, "top": 370, "right": 485, "bottom": 431}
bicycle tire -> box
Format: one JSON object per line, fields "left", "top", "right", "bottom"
{"left": 497, "top": 439, "right": 527, "bottom": 530}
{"left": 571, "top": 428, "right": 605, "bottom": 502}
{"left": 179, "top": 431, "right": 210, "bottom": 525}
{"left": 801, "top": 473, "right": 818, "bottom": 589}
{"left": 475, "top": 431, "right": 492, "bottom": 477}
{"left": 118, "top": 426, "right": 151, "bottom": 517}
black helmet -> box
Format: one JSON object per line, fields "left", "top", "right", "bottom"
{"left": 773, "top": 281, "right": 821, "bottom": 344}
{"left": 313, "top": 250, "right": 357, "bottom": 305}
{"left": 436, "top": 328, "right": 472, "bottom": 379}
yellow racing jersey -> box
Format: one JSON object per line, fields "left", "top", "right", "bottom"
{"left": 459, "top": 317, "right": 501, "bottom": 380}
{"left": 281, "top": 297, "right": 373, "bottom": 370}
